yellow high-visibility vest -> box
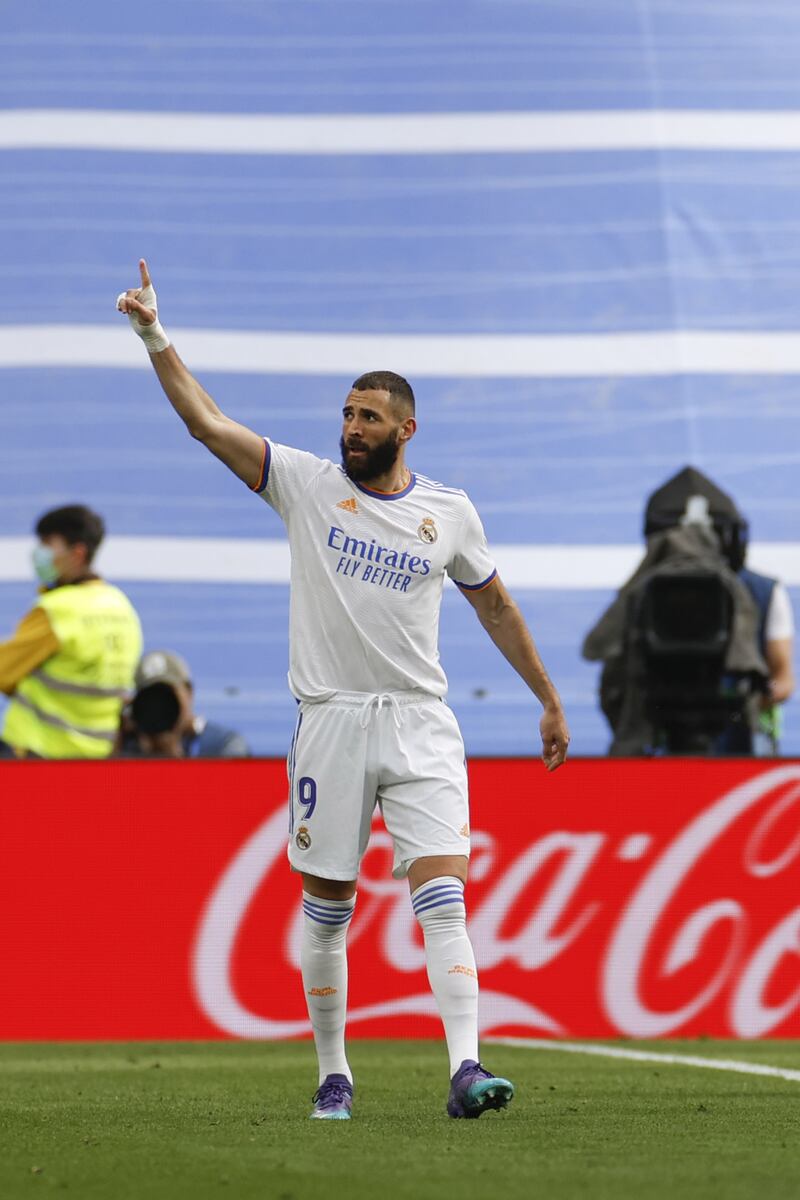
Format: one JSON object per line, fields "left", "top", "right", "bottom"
{"left": 3, "top": 579, "right": 142, "bottom": 759}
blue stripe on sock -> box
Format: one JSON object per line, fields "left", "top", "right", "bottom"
{"left": 412, "top": 898, "right": 464, "bottom": 917}
{"left": 303, "top": 902, "right": 352, "bottom": 921}
{"left": 303, "top": 903, "right": 354, "bottom": 919}
{"left": 412, "top": 879, "right": 464, "bottom": 899}
{"left": 303, "top": 905, "right": 354, "bottom": 926}
{"left": 412, "top": 883, "right": 464, "bottom": 909}
{"left": 303, "top": 905, "right": 353, "bottom": 919}
{"left": 412, "top": 890, "right": 464, "bottom": 912}
{"left": 413, "top": 894, "right": 466, "bottom": 917}
{"left": 302, "top": 899, "right": 355, "bottom": 917}
{"left": 413, "top": 886, "right": 464, "bottom": 905}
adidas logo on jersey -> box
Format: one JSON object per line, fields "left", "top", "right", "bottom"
{"left": 337, "top": 498, "right": 359, "bottom": 513}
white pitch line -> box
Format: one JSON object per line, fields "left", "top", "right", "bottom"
{"left": 490, "top": 1037, "right": 800, "bottom": 1084}
{"left": 7, "top": 325, "right": 800, "bottom": 378}
{"left": 4, "top": 108, "right": 800, "bottom": 155}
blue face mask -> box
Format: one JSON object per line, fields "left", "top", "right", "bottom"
{"left": 32, "top": 544, "right": 60, "bottom": 586}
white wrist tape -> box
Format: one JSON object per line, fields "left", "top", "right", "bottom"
{"left": 116, "top": 282, "right": 170, "bottom": 354}
{"left": 138, "top": 320, "right": 170, "bottom": 354}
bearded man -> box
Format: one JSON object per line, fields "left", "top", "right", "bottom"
{"left": 117, "top": 260, "right": 569, "bottom": 1121}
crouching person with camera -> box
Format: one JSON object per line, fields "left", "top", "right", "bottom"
{"left": 117, "top": 650, "right": 250, "bottom": 758}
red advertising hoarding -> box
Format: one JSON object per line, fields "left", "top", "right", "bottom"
{"left": 0, "top": 758, "right": 798, "bottom": 1040}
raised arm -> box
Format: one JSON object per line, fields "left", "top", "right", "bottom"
{"left": 117, "top": 259, "right": 265, "bottom": 488}
{"left": 460, "top": 575, "right": 570, "bottom": 771}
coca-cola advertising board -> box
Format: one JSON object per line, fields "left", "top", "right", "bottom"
{"left": 0, "top": 758, "right": 798, "bottom": 1040}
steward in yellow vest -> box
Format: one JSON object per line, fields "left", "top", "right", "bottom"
{"left": 0, "top": 505, "right": 142, "bottom": 759}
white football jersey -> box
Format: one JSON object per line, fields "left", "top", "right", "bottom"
{"left": 252, "top": 439, "right": 496, "bottom": 700}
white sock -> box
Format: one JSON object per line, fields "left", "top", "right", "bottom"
{"left": 411, "top": 877, "right": 479, "bottom": 1076}
{"left": 301, "top": 892, "right": 355, "bottom": 1086}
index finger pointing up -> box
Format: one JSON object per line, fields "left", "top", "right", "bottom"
{"left": 139, "top": 258, "right": 151, "bottom": 288}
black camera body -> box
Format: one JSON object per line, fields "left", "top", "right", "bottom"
{"left": 130, "top": 682, "right": 181, "bottom": 736}
{"left": 632, "top": 570, "right": 756, "bottom": 754}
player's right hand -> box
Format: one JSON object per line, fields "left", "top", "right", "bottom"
{"left": 116, "top": 259, "right": 158, "bottom": 329}
{"left": 540, "top": 704, "right": 570, "bottom": 772}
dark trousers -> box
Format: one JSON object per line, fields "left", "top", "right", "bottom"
{"left": 0, "top": 739, "right": 42, "bottom": 759}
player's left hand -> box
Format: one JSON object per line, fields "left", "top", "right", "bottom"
{"left": 540, "top": 704, "right": 570, "bottom": 771}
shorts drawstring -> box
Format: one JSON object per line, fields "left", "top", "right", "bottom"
{"left": 358, "top": 693, "right": 405, "bottom": 730}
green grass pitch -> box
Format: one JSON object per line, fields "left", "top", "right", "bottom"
{"left": 1, "top": 1040, "right": 799, "bottom": 1200}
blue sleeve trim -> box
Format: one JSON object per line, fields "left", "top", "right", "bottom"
{"left": 455, "top": 568, "right": 498, "bottom": 592}
{"left": 251, "top": 438, "right": 271, "bottom": 494}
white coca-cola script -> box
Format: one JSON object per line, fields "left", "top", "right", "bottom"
{"left": 191, "top": 765, "right": 800, "bottom": 1039}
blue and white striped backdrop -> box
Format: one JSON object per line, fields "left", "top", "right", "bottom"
{"left": 1, "top": 1, "right": 799, "bottom": 755}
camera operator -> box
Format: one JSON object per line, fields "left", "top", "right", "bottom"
{"left": 118, "top": 650, "right": 250, "bottom": 758}
{"left": 582, "top": 467, "right": 792, "bottom": 756}
{"left": 644, "top": 469, "right": 794, "bottom": 753}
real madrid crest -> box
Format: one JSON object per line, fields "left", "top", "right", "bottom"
{"left": 295, "top": 826, "right": 312, "bottom": 850}
{"left": 418, "top": 517, "right": 438, "bottom": 545}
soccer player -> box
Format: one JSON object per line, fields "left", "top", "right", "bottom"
{"left": 118, "top": 261, "right": 570, "bottom": 1121}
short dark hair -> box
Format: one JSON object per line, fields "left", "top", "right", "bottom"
{"left": 35, "top": 505, "right": 105, "bottom": 564}
{"left": 351, "top": 370, "right": 415, "bottom": 417}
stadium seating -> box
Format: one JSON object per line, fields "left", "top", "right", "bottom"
{"left": 0, "top": 1, "right": 798, "bottom": 755}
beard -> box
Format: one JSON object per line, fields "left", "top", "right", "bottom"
{"left": 340, "top": 431, "right": 401, "bottom": 482}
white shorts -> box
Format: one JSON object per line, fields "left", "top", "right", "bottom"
{"left": 286, "top": 690, "right": 470, "bottom": 880}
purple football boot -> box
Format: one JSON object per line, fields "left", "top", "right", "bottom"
{"left": 447, "top": 1060, "right": 514, "bottom": 1119}
{"left": 310, "top": 1074, "right": 353, "bottom": 1120}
